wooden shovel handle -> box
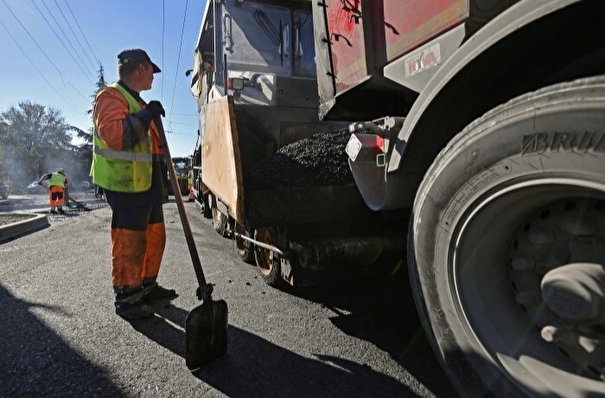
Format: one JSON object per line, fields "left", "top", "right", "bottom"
{"left": 155, "top": 117, "right": 208, "bottom": 290}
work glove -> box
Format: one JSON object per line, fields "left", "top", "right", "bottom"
{"left": 146, "top": 100, "right": 165, "bottom": 119}
{"left": 132, "top": 100, "right": 165, "bottom": 132}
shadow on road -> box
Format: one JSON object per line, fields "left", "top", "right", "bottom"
{"left": 132, "top": 302, "right": 424, "bottom": 398}
{"left": 0, "top": 284, "right": 128, "bottom": 398}
{"left": 282, "top": 265, "right": 459, "bottom": 398}
{"left": 131, "top": 268, "right": 458, "bottom": 398}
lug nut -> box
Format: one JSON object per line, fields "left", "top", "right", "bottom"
{"left": 541, "top": 325, "right": 569, "bottom": 343}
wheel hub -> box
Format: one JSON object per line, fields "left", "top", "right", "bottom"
{"left": 542, "top": 262, "right": 605, "bottom": 325}
{"left": 508, "top": 198, "right": 605, "bottom": 379}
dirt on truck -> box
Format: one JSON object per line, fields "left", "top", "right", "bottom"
{"left": 189, "top": 0, "right": 605, "bottom": 397}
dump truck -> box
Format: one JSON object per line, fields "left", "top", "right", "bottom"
{"left": 167, "top": 156, "right": 191, "bottom": 196}
{"left": 189, "top": 0, "right": 605, "bottom": 396}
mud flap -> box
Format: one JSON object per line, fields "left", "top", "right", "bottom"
{"left": 185, "top": 297, "right": 229, "bottom": 370}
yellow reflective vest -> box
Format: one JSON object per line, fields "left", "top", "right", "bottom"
{"left": 48, "top": 172, "right": 66, "bottom": 188}
{"left": 90, "top": 83, "right": 153, "bottom": 192}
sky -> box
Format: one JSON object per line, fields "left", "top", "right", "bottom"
{"left": 0, "top": 0, "right": 207, "bottom": 157}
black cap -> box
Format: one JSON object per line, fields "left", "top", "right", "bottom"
{"left": 118, "top": 49, "right": 161, "bottom": 73}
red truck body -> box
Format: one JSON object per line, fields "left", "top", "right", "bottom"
{"left": 327, "top": 0, "right": 468, "bottom": 92}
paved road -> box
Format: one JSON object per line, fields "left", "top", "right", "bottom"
{"left": 0, "top": 197, "right": 458, "bottom": 398}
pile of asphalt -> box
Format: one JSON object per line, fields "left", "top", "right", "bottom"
{"left": 245, "top": 129, "right": 354, "bottom": 191}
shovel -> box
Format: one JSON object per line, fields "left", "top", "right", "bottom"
{"left": 155, "top": 116, "right": 228, "bottom": 370}
{"left": 66, "top": 191, "right": 91, "bottom": 211}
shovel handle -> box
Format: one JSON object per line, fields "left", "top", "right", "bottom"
{"left": 155, "top": 116, "right": 208, "bottom": 289}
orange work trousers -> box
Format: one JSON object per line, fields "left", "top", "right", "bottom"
{"left": 110, "top": 204, "right": 166, "bottom": 288}
{"left": 48, "top": 186, "right": 65, "bottom": 208}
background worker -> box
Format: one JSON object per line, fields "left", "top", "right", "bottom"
{"left": 186, "top": 165, "right": 195, "bottom": 201}
{"left": 91, "top": 48, "right": 177, "bottom": 320}
{"left": 38, "top": 168, "right": 69, "bottom": 214}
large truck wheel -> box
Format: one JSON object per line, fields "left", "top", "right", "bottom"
{"left": 254, "top": 228, "right": 283, "bottom": 286}
{"left": 201, "top": 194, "right": 212, "bottom": 219}
{"left": 235, "top": 222, "right": 255, "bottom": 264}
{"left": 409, "top": 76, "right": 605, "bottom": 398}
{"left": 212, "top": 207, "right": 229, "bottom": 238}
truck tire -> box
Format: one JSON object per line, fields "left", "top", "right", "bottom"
{"left": 201, "top": 193, "right": 212, "bottom": 219}
{"left": 409, "top": 76, "right": 605, "bottom": 398}
{"left": 212, "top": 207, "right": 229, "bottom": 238}
{"left": 235, "top": 222, "right": 255, "bottom": 264}
{"left": 254, "top": 228, "right": 283, "bottom": 287}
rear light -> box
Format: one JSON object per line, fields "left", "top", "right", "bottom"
{"left": 375, "top": 135, "right": 384, "bottom": 151}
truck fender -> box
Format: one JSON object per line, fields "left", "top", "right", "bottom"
{"left": 369, "top": 0, "right": 604, "bottom": 211}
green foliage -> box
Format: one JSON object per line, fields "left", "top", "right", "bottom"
{"left": 69, "top": 63, "right": 108, "bottom": 183}
{"left": 0, "top": 63, "right": 106, "bottom": 191}
{"left": 0, "top": 101, "right": 76, "bottom": 189}
{"left": 87, "top": 62, "right": 107, "bottom": 117}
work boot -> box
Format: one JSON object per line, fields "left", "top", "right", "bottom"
{"left": 143, "top": 283, "right": 178, "bottom": 303}
{"left": 50, "top": 209, "right": 57, "bottom": 214}
{"left": 114, "top": 287, "right": 153, "bottom": 320}
{"left": 115, "top": 301, "right": 154, "bottom": 320}
{"left": 57, "top": 207, "right": 64, "bottom": 214}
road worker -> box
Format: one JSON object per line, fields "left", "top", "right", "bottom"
{"left": 187, "top": 165, "right": 195, "bottom": 201}
{"left": 91, "top": 48, "right": 177, "bottom": 320}
{"left": 38, "top": 168, "right": 69, "bottom": 214}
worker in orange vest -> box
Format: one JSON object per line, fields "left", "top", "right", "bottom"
{"left": 38, "top": 168, "right": 69, "bottom": 214}
{"left": 91, "top": 49, "right": 177, "bottom": 320}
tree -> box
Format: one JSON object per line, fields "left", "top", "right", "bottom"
{"left": 86, "top": 63, "right": 107, "bottom": 118}
{"left": 0, "top": 101, "right": 74, "bottom": 187}
{"left": 0, "top": 63, "right": 107, "bottom": 188}
{"left": 73, "top": 63, "right": 107, "bottom": 179}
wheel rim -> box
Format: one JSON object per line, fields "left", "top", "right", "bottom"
{"left": 255, "top": 228, "right": 273, "bottom": 276}
{"left": 449, "top": 178, "right": 605, "bottom": 396}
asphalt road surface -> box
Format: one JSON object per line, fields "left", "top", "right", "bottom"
{"left": 0, "top": 195, "right": 458, "bottom": 398}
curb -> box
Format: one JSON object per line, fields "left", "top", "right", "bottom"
{"left": 0, "top": 213, "right": 49, "bottom": 243}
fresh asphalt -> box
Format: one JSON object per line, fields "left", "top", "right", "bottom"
{"left": 0, "top": 194, "right": 458, "bottom": 398}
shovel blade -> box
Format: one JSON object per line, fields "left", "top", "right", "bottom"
{"left": 185, "top": 298, "right": 228, "bottom": 370}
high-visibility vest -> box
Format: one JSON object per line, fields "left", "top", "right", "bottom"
{"left": 90, "top": 83, "right": 153, "bottom": 192}
{"left": 49, "top": 172, "right": 66, "bottom": 188}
